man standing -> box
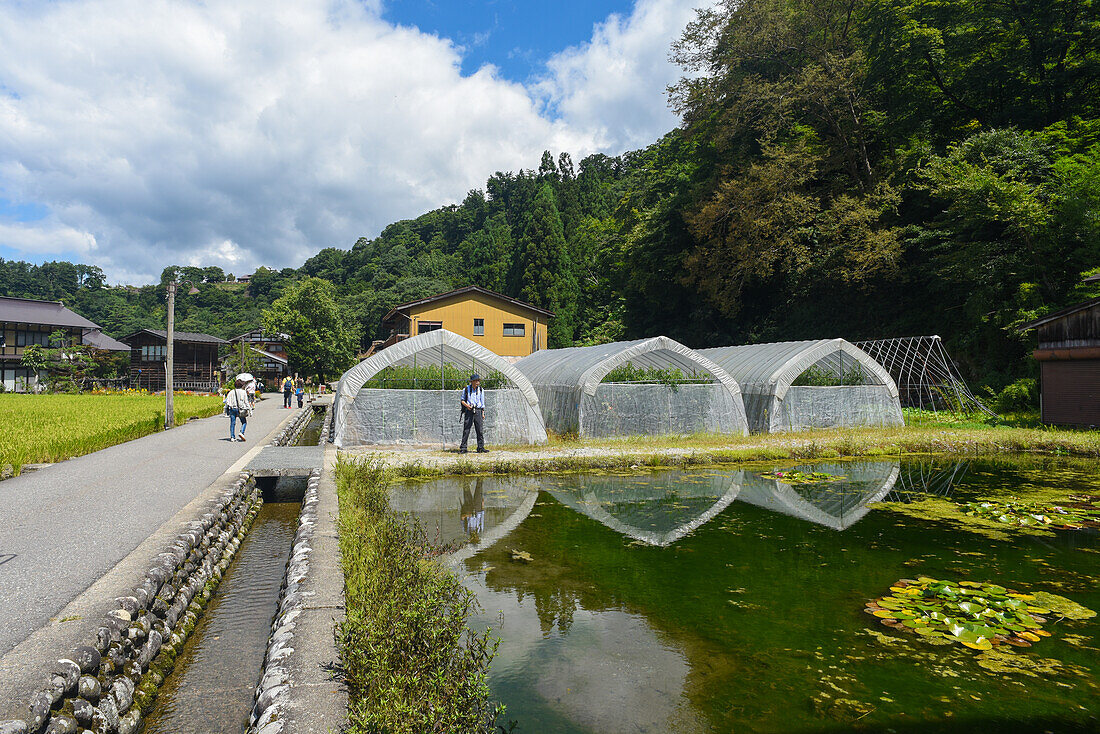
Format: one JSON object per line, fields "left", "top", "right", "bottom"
{"left": 459, "top": 373, "right": 488, "bottom": 454}
{"left": 282, "top": 375, "right": 294, "bottom": 408}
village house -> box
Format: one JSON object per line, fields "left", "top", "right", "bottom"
{"left": 0, "top": 296, "right": 129, "bottom": 391}
{"left": 1020, "top": 295, "right": 1100, "bottom": 427}
{"left": 378, "top": 286, "right": 554, "bottom": 360}
{"left": 121, "top": 329, "right": 225, "bottom": 393}
{"left": 225, "top": 329, "right": 291, "bottom": 386}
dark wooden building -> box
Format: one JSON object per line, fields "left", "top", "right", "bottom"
{"left": 225, "top": 329, "right": 291, "bottom": 386}
{"left": 1020, "top": 296, "right": 1100, "bottom": 427}
{"left": 121, "top": 329, "right": 226, "bottom": 393}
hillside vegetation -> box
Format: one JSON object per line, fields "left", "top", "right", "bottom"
{"left": 3, "top": 0, "right": 1099, "bottom": 393}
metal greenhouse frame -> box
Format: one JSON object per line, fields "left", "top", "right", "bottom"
{"left": 699, "top": 339, "right": 904, "bottom": 433}
{"left": 854, "top": 335, "right": 995, "bottom": 416}
{"left": 515, "top": 336, "right": 749, "bottom": 438}
{"left": 333, "top": 329, "right": 548, "bottom": 448}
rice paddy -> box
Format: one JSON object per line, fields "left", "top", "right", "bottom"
{"left": 0, "top": 393, "right": 224, "bottom": 474}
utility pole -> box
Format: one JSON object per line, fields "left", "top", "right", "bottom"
{"left": 165, "top": 280, "right": 176, "bottom": 430}
{"left": 164, "top": 279, "right": 198, "bottom": 431}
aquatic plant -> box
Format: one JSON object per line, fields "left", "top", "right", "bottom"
{"left": 760, "top": 469, "right": 845, "bottom": 485}
{"left": 961, "top": 497, "right": 1100, "bottom": 530}
{"left": 865, "top": 577, "right": 1095, "bottom": 651}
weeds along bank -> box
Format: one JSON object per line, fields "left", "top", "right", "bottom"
{"left": 334, "top": 457, "right": 506, "bottom": 734}
{"left": 0, "top": 393, "right": 224, "bottom": 474}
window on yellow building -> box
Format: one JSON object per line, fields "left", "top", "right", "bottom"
{"left": 473, "top": 318, "right": 484, "bottom": 336}
{"left": 503, "top": 323, "right": 525, "bottom": 337}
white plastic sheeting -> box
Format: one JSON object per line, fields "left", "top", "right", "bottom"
{"left": 699, "top": 339, "right": 903, "bottom": 433}
{"left": 333, "top": 329, "right": 547, "bottom": 447}
{"left": 515, "top": 336, "right": 749, "bottom": 438}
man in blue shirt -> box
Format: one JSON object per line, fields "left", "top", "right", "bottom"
{"left": 459, "top": 374, "right": 488, "bottom": 454}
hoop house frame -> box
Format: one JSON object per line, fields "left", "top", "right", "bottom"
{"left": 333, "top": 329, "right": 547, "bottom": 447}
{"left": 700, "top": 339, "right": 903, "bottom": 433}
{"left": 515, "top": 336, "right": 749, "bottom": 438}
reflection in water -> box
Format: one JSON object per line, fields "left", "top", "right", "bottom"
{"left": 393, "top": 460, "right": 1099, "bottom": 733}
{"left": 389, "top": 476, "right": 538, "bottom": 563}
{"left": 468, "top": 575, "right": 703, "bottom": 734}
{"left": 886, "top": 458, "right": 971, "bottom": 502}
{"left": 546, "top": 470, "right": 742, "bottom": 546}
{"left": 737, "top": 461, "right": 900, "bottom": 530}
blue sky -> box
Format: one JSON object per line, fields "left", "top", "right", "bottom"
{"left": 383, "top": 0, "right": 637, "bottom": 81}
{"left": 0, "top": 0, "right": 701, "bottom": 283}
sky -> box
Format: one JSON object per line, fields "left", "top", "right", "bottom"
{"left": 0, "top": 0, "right": 706, "bottom": 285}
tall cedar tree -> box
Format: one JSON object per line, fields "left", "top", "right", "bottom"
{"left": 514, "top": 183, "right": 577, "bottom": 348}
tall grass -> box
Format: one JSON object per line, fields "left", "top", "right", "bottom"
{"left": 0, "top": 393, "right": 224, "bottom": 474}
{"left": 334, "top": 456, "right": 506, "bottom": 734}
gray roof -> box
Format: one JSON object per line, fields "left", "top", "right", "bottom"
{"left": 121, "top": 329, "right": 228, "bottom": 345}
{"left": 0, "top": 296, "right": 100, "bottom": 329}
{"left": 82, "top": 329, "right": 130, "bottom": 352}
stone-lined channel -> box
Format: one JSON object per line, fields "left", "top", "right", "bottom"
{"left": 139, "top": 406, "right": 326, "bottom": 734}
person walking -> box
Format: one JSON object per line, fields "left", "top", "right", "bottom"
{"left": 224, "top": 378, "right": 251, "bottom": 441}
{"left": 295, "top": 377, "right": 305, "bottom": 408}
{"left": 459, "top": 373, "right": 488, "bottom": 454}
{"left": 282, "top": 375, "right": 294, "bottom": 408}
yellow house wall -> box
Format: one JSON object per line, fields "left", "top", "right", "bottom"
{"left": 405, "top": 293, "right": 549, "bottom": 357}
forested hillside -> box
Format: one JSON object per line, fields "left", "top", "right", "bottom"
{"left": 3, "top": 0, "right": 1099, "bottom": 391}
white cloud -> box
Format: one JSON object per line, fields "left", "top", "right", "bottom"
{"left": 0, "top": 0, "right": 701, "bottom": 284}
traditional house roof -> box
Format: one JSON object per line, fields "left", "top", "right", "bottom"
{"left": 82, "top": 329, "right": 131, "bottom": 352}
{"left": 382, "top": 286, "right": 555, "bottom": 324}
{"left": 1018, "top": 296, "right": 1100, "bottom": 331}
{"left": 0, "top": 296, "right": 99, "bottom": 329}
{"left": 120, "top": 329, "right": 227, "bottom": 345}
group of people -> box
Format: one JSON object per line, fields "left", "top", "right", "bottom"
{"left": 223, "top": 372, "right": 319, "bottom": 442}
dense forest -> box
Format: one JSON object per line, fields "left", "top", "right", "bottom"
{"left": 2, "top": 0, "right": 1099, "bottom": 391}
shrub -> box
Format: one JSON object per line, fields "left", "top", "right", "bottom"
{"left": 601, "top": 362, "right": 711, "bottom": 385}
{"left": 335, "top": 457, "right": 506, "bottom": 734}
{"left": 362, "top": 364, "right": 509, "bottom": 391}
{"left": 993, "top": 378, "right": 1039, "bottom": 413}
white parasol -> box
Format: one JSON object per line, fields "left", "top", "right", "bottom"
{"left": 236, "top": 372, "right": 255, "bottom": 387}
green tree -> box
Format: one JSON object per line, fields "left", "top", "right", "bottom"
{"left": 263, "top": 278, "right": 356, "bottom": 381}
{"left": 512, "top": 183, "right": 578, "bottom": 347}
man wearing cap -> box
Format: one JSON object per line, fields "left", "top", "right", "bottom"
{"left": 459, "top": 373, "right": 487, "bottom": 454}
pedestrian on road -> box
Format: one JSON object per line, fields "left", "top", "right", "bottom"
{"left": 224, "top": 378, "right": 251, "bottom": 441}
{"left": 295, "top": 378, "right": 305, "bottom": 408}
{"left": 459, "top": 373, "right": 488, "bottom": 454}
{"left": 282, "top": 375, "right": 294, "bottom": 408}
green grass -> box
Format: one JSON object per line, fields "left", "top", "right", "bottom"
{"left": 356, "top": 413, "right": 1100, "bottom": 481}
{"left": 334, "top": 456, "right": 506, "bottom": 733}
{"left": 0, "top": 393, "right": 225, "bottom": 474}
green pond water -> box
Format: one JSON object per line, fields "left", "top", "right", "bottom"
{"left": 390, "top": 457, "right": 1100, "bottom": 734}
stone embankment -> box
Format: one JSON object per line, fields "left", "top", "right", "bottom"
{"left": 249, "top": 401, "right": 345, "bottom": 733}
{"left": 0, "top": 473, "right": 261, "bottom": 733}
{"left": 0, "top": 403, "right": 320, "bottom": 734}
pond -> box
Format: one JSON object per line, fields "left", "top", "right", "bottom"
{"left": 390, "top": 457, "right": 1099, "bottom": 733}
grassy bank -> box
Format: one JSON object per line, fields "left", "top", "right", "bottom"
{"left": 346, "top": 419, "right": 1100, "bottom": 480}
{"left": 0, "top": 393, "right": 225, "bottom": 473}
{"left": 333, "top": 456, "right": 506, "bottom": 733}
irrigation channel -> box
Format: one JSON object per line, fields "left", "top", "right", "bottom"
{"left": 139, "top": 405, "right": 328, "bottom": 734}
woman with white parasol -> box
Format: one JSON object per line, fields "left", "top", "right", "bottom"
{"left": 237, "top": 372, "right": 256, "bottom": 406}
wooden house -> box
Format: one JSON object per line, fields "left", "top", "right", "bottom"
{"left": 380, "top": 286, "right": 553, "bottom": 359}
{"left": 0, "top": 296, "right": 127, "bottom": 391}
{"left": 1020, "top": 296, "right": 1100, "bottom": 426}
{"left": 226, "top": 329, "right": 291, "bottom": 385}
{"left": 121, "top": 329, "right": 226, "bottom": 393}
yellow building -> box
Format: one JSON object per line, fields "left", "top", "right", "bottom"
{"left": 381, "top": 287, "right": 553, "bottom": 358}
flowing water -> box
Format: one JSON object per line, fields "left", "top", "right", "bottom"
{"left": 139, "top": 479, "right": 302, "bottom": 734}
{"left": 391, "top": 457, "right": 1100, "bottom": 734}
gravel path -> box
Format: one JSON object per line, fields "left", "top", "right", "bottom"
{"left": 0, "top": 397, "right": 293, "bottom": 656}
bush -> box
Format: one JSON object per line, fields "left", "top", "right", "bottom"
{"left": 335, "top": 457, "right": 506, "bottom": 734}
{"left": 363, "top": 364, "right": 509, "bottom": 391}
{"left": 993, "top": 378, "right": 1039, "bottom": 413}
{"left": 601, "top": 362, "right": 711, "bottom": 386}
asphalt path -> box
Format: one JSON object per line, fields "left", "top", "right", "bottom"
{"left": 0, "top": 397, "right": 294, "bottom": 656}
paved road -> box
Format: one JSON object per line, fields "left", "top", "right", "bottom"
{"left": 0, "top": 397, "right": 295, "bottom": 656}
